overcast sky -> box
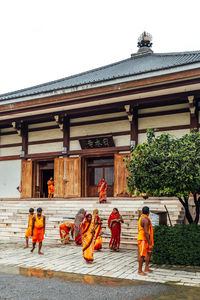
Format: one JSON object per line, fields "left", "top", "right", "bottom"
{"left": 0, "top": 0, "right": 199, "bottom": 94}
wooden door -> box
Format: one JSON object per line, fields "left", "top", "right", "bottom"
{"left": 114, "top": 153, "right": 130, "bottom": 197}
{"left": 21, "top": 160, "right": 33, "bottom": 198}
{"left": 64, "top": 157, "right": 81, "bottom": 197}
{"left": 54, "top": 157, "right": 81, "bottom": 198}
{"left": 54, "top": 158, "right": 64, "bottom": 197}
{"left": 87, "top": 157, "right": 114, "bottom": 197}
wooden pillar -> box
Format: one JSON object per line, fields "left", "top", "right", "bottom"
{"left": 188, "top": 96, "right": 199, "bottom": 132}
{"left": 130, "top": 106, "right": 138, "bottom": 147}
{"left": 19, "top": 122, "right": 28, "bottom": 159}
{"left": 63, "top": 116, "right": 70, "bottom": 156}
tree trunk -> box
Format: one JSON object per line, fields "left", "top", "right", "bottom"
{"left": 194, "top": 194, "right": 200, "bottom": 224}
{"left": 178, "top": 197, "right": 194, "bottom": 224}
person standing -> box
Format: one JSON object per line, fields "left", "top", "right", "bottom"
{"left": 59, "top": 222, "right": 74, "bottom": 244}
{"left": 137, "top": 206, "right": 154, "bottom": 276}
{"left": 98, "top": 178, "right": 107, "bottom": 203}
{"left": 31, "top": 208, "right": 46, "bottom": 255}
{"left": 74, "top": 208, "right": 86, "bottom": 245}
{"left": 93, "top": 209, "right": 102, "bottom": 251}
{"left": 24, "top": 208, "right": 35, "bottom": 249}
{"left": 47, "top": 177, "right": 54, "bottom": 199}
{"left": 108, "top": 208, "right": 124, "bottom": 252}
{"left": 81, "top": 213, "right": 97, "bottom": 263}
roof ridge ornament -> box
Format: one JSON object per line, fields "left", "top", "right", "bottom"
{"left": 137, "top": 31, "right": 153, "bottom": 54}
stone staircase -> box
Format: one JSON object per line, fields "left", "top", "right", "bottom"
{"left": 0, "top": 197, "right": 185, "bottom": 249}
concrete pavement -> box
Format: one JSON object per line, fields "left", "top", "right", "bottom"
{"left": 0, "top": 243, "right": 199, "bottom": 287}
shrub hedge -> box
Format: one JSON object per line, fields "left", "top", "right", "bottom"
{"left": 152, "top": 224, "right": 200, "bottom": 266}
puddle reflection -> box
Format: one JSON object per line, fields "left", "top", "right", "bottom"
{"left": 3, "top": 266, "right": 199, "bottom": 300}
{"left": 18, "top": 267, "right": 147, "bottom": 286}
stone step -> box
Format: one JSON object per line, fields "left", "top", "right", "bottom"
{"left": 0, "top": 199, "right": 185, "bottom": 248}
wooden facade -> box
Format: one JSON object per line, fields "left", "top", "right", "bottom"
{"left": 1, "top": 41, "right": 200, "bottom": 198}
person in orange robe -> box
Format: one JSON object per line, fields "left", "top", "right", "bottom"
{"left": 98, "top": 178, "right": 107, "bottom": 203}
{"left": 31, "top": 207, "right": 46, "bottom": 255}
{"left": 74, "top": 209, "right": 87, "bottom": 245}
{"left": 81, "top": 213, "right": 97, "bottom": 263}
{"left": 108, "top": 208, "right": 124, "bottom": 252}
{"left": 47, "top": 177, "right": 54, "bottom": 199}
{"left": 24, "top": 208, "right": 35, "bottom": 249}
{"left": 59, "top": 222, "right": 74, "bottom": 244}
{"left": 93, "top": 209, "right": 103, "bottom": 251}
{"left": 137, "top": 206, "right": 154, "bottom": 276}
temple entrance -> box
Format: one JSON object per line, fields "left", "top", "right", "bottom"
{"left": 86, "top": 157, "right": 114, "bottom": 197}
{"left": 39, "top": 161, "right": 54, "bottom": 198}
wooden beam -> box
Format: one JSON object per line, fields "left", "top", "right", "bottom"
{"left": 138, "top": 124, "right": 190, "bottom": 134}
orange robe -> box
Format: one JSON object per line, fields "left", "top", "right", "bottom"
{"left": 81, "top": 218, "right": 96, "bottom": 262}
{"left": 47, "top": 180, "right": 54, "bottom": 195}
{"left": 25, "top": 214, "right": 35, "bottom": 238}
{"left": 98, "top": 180, "right": 107, "bottom": 203}
{"left": 137, "top": 214, "right": 154, "bottom": 257}
{"left": 59, "top": 223, "right": 74, "bottom": 244}
{"left": 32, "top": 215, "right": 44, "bottom": 243}
{"left": 94, "top": 216, "right": 102, "bottom": 251}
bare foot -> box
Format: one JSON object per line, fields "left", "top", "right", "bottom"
{"left": 24, "top": 246, "right": 28, "bottom": 249}
{"left": 86, "top": 261, "right": 92, "bottom": 264}
{"left": 144, "top": 268, "right": 153, "bottom": 273}
{"left": 30, "top": 249, "right": 34, "bottom": 253}
{"left": 138, "top": 271, "right": 147, "bottom": 276}
{"left": 38, "top": 252, "right": 44, "bottom": 255}
{"left": 115, "top": 249, "right": 119, "bottom": 252}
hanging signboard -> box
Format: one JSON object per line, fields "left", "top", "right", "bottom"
{"left": 79, "top": 135, "right": 115, "bottom": 149}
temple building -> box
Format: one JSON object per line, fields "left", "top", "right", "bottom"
{"left": 0, "top": 32, "right": 200, "bottom": 199}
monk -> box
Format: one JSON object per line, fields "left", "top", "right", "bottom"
{"left": 31, "top": 207, "right": 46, "bottom": 255}
{"left": 24, "top": 208, "right": 35, "bottom": 249}
{"left": 81, "top": 213, "right": 97, "bottom": 263}
{"left": 98, "top": 178, "right": 107, "bottom": 203}
{"left": 47, "top": 177, "right": 54, "bottom": 199}
{"left": 59, "top": 222, "right": 74, "bottom": 244}
{"left": 108, "top": 208, "right": 123, "bottom": 252}
{"left": 137, "top": 206, "right": 154, "bottom": 276}
{"left": 93, "top": 209, "right": 103, "bottom": 251}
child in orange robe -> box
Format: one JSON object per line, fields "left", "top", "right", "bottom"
{"left": 31, "top": 207, "right": 46, "bottom": 255}
{"left": 24, "top": 208, "right": 35, "bottom": 249}
{"left": 47, "top": 177, "right": 54, "bottom": 199}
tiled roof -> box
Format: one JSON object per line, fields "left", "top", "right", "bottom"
{"left": 1, "top": 51, "right": 200, "bottom": 101}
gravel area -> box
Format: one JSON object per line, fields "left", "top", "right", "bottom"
{"left": 0, "top": 273, "right": 171, "bottom": 300}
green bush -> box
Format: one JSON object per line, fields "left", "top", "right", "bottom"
{"left": 152, "top": 224, "right": 200, "bottom": 266}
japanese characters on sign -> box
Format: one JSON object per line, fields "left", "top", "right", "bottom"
{"left": 79, "top": 136, "right": 115, "bottom": 149}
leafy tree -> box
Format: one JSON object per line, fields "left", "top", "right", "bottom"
{"left": 126, "top": 129, "right": 200, "bottom": 224}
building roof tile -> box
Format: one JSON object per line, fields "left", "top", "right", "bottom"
{"left": 1, "top": 51, "right": 200, "bottom": 102}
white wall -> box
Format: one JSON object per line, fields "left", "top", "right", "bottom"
{"left": 29, "top": 128, "right": 62, "bottom": 142}
{"left": 0, "top": 160, "right": 21, "bottom": 198}
{"left": 138, "top": 112, "right": 190, "bottom": 130}
{"left": 138, "top": 129, "right": 190, "bottom": 144}
{"left": 70, "top": 120, "right": 130, "bottom": 137}
{"left": 28, "top": 142, "right": 63, "bottom": 154}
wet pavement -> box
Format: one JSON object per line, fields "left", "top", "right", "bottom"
{"left": 0, "top": 243, "right": 200, "bottom": 300}
{"left": 0, "top": 271, "right": 171, "bottom": 300}
{"left": 0, "top": 268, "right": 200, "bottom": 300}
